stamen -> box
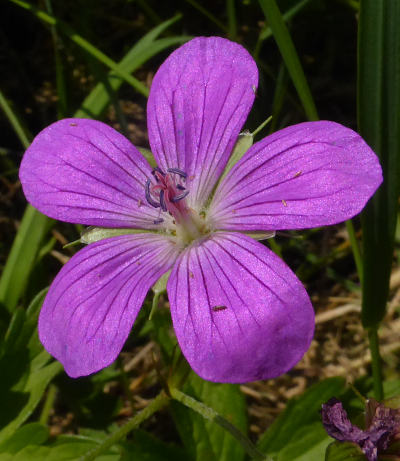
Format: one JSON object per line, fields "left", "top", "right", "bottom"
{"left": 151, "top": 167, "right": 165, "bottom": 182}
{"left": 152, "top": 166, "right": 164, "bottom": 176}
{"left": 145, "top": 179, "right": 160, "bottom": 208}
{"left": 171, "top": 190, "right": 190, "bottom": 203}
{"left": 153, "top": 218, "right": 164, "bottom": 224}
{"left": 167, "top": 168, "right": 187, "bottom": 179}
{"left": 159, "top": 190, "right": 167, "bottom": 211}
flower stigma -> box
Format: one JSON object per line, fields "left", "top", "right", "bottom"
{"left": 145, "top": 167, "right": 208, "bottom": 245}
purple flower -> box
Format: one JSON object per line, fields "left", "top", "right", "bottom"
{"left": 321, "top": 398, "right": 400, "bottom": 460}
{"left": 19, "top": 37, "right": 382, "bottom": 382}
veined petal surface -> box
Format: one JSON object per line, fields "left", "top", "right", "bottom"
{"left": 209, "top": 121, "right": 383, "bottom": 231}
{"left": 147, "top": 37, "right": 258, "bottom": 210}
{"left": 39, "top": 234, "right": 179, "bottom": 377}
{"left": 20, "top": 118, "right": 161, "bottom": 229}
{"left": 167, "top": 232, "right": 314, "bottom": 383}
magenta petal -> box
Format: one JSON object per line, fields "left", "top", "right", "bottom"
{"left": 147, "top": 37, "right": 258, "bottom": 209}
{"left": 20, "top": 118, "right": 161, "bottom": 228}
{"left": 39, "top": 234, "right": 178, "bottom": 377}
{"left": 167, "top": 232, "right": 314, "bottom": 383}
{"left": 209, "top": 121, "right": 383, "bottom": 231}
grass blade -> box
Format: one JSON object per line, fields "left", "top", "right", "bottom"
{"left": 76, "top": 36, "right": 190, "bottom": 119}
{"left": 358, "top": 0, "right": 400, "bottom": 399}
{"left": 0, "top": 13, "right": 187, "bottom": 312}
{"left": 258, "top": 0, "right": 318, "bottom": 121}
{"left": 8, "top": 0, "right": 149, "bottom": 97}
{"left": 358, "top": 1, "right": 400, "bottom": 328}
{"left": 226, "top": 0, "right": 237, "bottom": 40}
{"left": 0, "top": 206, "right": 52, "bottom": 313}
{"left": 0, "top": 89, "right": 30, "bottom": 149}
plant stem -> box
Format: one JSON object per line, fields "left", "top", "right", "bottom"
{"left": 170, "top": 388, "right": 272, "bottom": 461}
{"left": 79, "top": 391, "right": 170, "bottom": 461}
{"left": 368, "top": 327, "right": 384, "bottom": 400}
{"left": 345, "top": 220, "right": 363, "bottom": 284}
{"left": 39, "top": 384, "right": 57, "bottom": 425}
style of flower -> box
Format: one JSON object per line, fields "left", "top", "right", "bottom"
{"left": 19, "top": 37, "right": 382, "bottom": 382}
{"left": 321, "top": 397, "right": 400, "bottom": 460}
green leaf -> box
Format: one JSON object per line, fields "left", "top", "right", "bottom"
{"left": 0, "top": 436, "right": 120, "bottom": 461}
{"left": 258, "top": 377, "right": 346, "bottom": 454}
{"left": 325, "top": 441, "right": 366, "bottom": 461}
{"left": 277, "top": 422, "right": 331, "bottom": 461}
{"left": 0, "top": 360, "right": 62, "bottom": 443}
{"left": 171, "top": 373, "right": 247, "bottom": 461}
{"left": 0, "top": 423, "right": 48, "bottom": 454}
{"left": 358, "top": 1, "right": 400, "bottom": 328}
{"left": 121, "top": 429, "right": 188, "bottom": 461}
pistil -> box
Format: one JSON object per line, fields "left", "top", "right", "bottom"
{"left": 145, "top": 167, "right": 206, "bottom": 244}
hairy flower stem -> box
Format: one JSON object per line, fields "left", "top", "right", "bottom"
{"left": 170, "top": 388, "right": 272, "bottom": 461}
{"left": 79, "top": 391, "right": 170, "bottom": 461}
{"left": 368, "top": 327, "right": 384, "bottom": 400}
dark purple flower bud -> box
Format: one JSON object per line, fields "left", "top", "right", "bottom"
{"left": 321, "top": 398, "right": 400, "bottom": 461}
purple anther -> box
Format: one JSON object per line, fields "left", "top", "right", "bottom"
{"left": 153, "top": 218, "right": 164, "bottom": 224}
{"left": 151, "top": 167, "right": 165, "bottom": 181}
{"left": 167, "top": 168, "right": 187, "bottom": 179}
{"left": 171, "top": 190, "right": 190, "bottom": 203}
{"left": 159, "top": 189, "right": 167, "bottom": 211}
{"left": 177, "top": 184, "right": 186, "bottom": 191}
{"left": 145, "top": 179, "right": 160, "bottom": 208}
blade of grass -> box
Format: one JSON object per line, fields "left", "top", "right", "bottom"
{"left": 45, "top": 0, "right": 68, "bottom": 118}
{"left": 183, "top": 0, "right": 228, "bottom": 33}
{"left": 0, "top": 91, "right": 53, "bottom": 313}
{"left": 76, "top": 35, "right": 191, "bottom": 119}
{"left": 254, "top": 0, "right": 311, "bottom": 59}
{"left": 0, "top": 14, "right": 186, "bottom": 312}
{"left": 226, "top": 0, "right": 237, "bottom": 40}
{"left": 134, "top": 0, "right": 162, "bottom": 25}
{"left": 358, "top": 0, "right": 400, "bottom": 399}
{"left": 0, "top": 206, "right": 52, "bottom": 313}
{"left": 258, "top": 0, "right": 318, "bottom": 121}
{"left": 0, "top": 89, "right": 30, "bottom": 149}
{"left": 258, "top": 0, "right": 364, "bottom": 287}
{"left": 8, "top": 0, "right": 149, "bottom": 97}
{"left": 74, "top": 13, "right": 187, "bottom": 119}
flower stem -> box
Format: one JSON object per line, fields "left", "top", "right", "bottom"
{"left": 170, "top": 388, "right": 272, "bottom": 461}
{"left": 39, "top": 384, "right": 57, "bottom": 425}
{"left": 79, "top": 391, "right": 170, "bottom": 461}
{"left": 345, "top": 220, "right": 363, "bottom": 284}
{"left": 368, "top": 327, "right": 384, "bottom": 400}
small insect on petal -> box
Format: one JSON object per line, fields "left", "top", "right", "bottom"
{"left": 294, "top": 171, "right": 302, "bottom": 178}
{"left": 282, "top": 200, "right": 287, "bottom": 207}
{"left": 212, "top": 305, "right": 227, "bottom": 312}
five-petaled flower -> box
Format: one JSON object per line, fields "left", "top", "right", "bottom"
{"left": 19, "top": 37, "right": 382, "bottom": 382}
